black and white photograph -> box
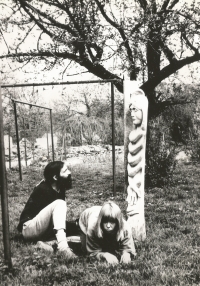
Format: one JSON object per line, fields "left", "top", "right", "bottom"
{"left": 0, "top": 0, "right": 200, "bottom": 285}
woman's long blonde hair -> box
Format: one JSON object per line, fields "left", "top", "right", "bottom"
{"left": 95, "top": 201, "right": 124, "bottom": 241}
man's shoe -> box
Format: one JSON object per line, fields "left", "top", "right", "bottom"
{"left": 57, "top": 244, "right": 77, "bottom": 259}
{"left": 35, "top": 241, "right": 54, "bottom": 252}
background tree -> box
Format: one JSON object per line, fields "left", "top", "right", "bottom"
{"left": 52, "top": 83, "right": 124, "bottom": 145}
{"left": 2, "top": 81, "right": 50, "bottom": 147}
{"left": 0, "top": 0, "right": 200, "bottom": 117}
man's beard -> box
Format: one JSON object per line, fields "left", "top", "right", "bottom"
{"left": 57, "top": 174, "right": 72, "bottom": 192}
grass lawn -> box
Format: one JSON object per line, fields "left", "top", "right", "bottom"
{"left": 0, "top": 152, "right": 200, "bottom": 286}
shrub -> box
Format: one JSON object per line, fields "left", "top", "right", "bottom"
{"left": 189, "top": 137, "right": 200, "bottom": 163}
{"left": 102, "top": 116, "right": 124, "bottom": 146}
{"left": 145, "top": 123, "right": 176, "bottom": 188}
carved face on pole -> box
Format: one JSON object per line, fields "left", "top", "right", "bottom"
{"left": 129, "top": 89, "right": 145, "bottom": 128}
{"left": 129, "top": 105, "right": 143, "bottom": 126}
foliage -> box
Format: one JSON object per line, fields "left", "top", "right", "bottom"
{"left": 145, "top": 84, "right": 199, "bottom": 187}
{"left": 165, "top": 106, "right": 195, "bottom": 145}
{"left": 145, "top": 119, "right": 177, "bottom": 188}
{"left": 52, "top": 85, "right": 124, "bottom": 146}
{"left": 188, "top": 137, "right": 200, "bottom": 163}
{"left": 156, "top": 83, "right": 198, "bottom": 145}
{"left": 67, "top": 115, "right": 106, "bottom": 146}
{"left": 55, "top": 114, "right": 124, "bottom": 146}
{"left": 2, "top": 85, "right": 50, "bottom": 146}
{"left": 1, "top": 1, "right": 200, "bottom": 116}
{"left": 102, "top": 116, "right": 124, "bottom": 146}
{"left": 1, "top": 154, "right": 200, "bottom": 285}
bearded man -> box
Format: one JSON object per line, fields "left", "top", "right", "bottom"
{"left": 17, "top": 161, "right": 78, "bottom": 258}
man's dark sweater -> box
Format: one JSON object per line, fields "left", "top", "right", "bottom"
{"left": 17, "top": 180, "right": 65, "bottom": 232}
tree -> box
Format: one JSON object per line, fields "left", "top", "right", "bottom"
{"left": 0, "top": 0, "right": 200, "bottom": 117}
{"left": 52, "top": 83, "right": 124, "bottom": 145}
{"left": 1, "top": 81, "right": 49, "bottom": 147}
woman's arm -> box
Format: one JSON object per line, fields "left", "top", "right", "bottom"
{"left": 87, "top": 235, "right": 119, "bottom": 264}
{"left": 86, "top": 233, "right": 102, "bottom": 256}
{"left": 119, "top": 224, "right": 137, "bottom": 263}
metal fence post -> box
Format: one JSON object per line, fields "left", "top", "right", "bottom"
{"left": 46, "top": 130, "right": 49, "bottom": 160}
{"left": 23, "top": 118, "right": 27, "bottom": 167}
{"left": 8, "top": 128, "right": 11, "bottom": 169}
{"left": 0, "top": 84, "right": 12, "bottom": 269}
{"left": 13, "top": 101, "right": 22, "bottom": 180}
{"left": 50, "top": 109, "right": 54, "bottom": 161}
{"left": 111, "top": 83, "right": 116, "bottom": 196}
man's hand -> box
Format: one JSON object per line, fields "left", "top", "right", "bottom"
{"left": 97, "top": 252, "right": 119, "bottom": 264}
{"left": 120, "top": 252, "right": 131, "bottom": 264}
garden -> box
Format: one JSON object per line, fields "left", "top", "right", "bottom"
{"left": 1, "top": 1, "right": 200, "bottom": 285}
{"left": 0, "top": 148, "right": 199, "bottom": 285}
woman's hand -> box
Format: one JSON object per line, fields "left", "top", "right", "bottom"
{"left": 120, "top": 252, "right": 131, "bottom": 264}
{"left": 97, "top": 252, "right": 119, "bottom": 264}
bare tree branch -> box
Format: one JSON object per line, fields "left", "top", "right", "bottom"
{"left": 20, "top": 0, "right": 78, "bottom": 36}
{"left": 182, "top": 32, "right": 199, "bottom": 54}
{"left": 0, "top": 27, "right": 10, "bottom": 53}
{"left": 168, "top": 0, "right": 179, "bottom": 9}
{"left": 0, "top": 51, "right": 123, "bottom": 90}
{"left": 94, "top": 0, "right": 135, "bottom": 67}
{"left": 161, "top": 0, "right": 171, "bottom": 11}
{"left": 137, "top": 0, "right": 148, "bottom": 10}
{"left": 15, "top": 24, "right": 36, "bottom": 53}
{"left": 1, "top": 0, "right": 200, "bottom": 118}
{"left": 158, "top": 9, "right": 200, "bottom": 29}
{"left": 0, "top": 51, "right": 79, "bottom": 62}
{"left": 141, "top": 51, "right": 200, "bottom": 94}
{"left": 159, "top": 41, "right": 177, "bottom": 63}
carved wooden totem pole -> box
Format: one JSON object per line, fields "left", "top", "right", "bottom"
{"left": 124, "top": 80, "right": 148, "bottom": 241}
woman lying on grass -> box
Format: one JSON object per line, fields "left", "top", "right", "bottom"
{"left": 79, "top": 201, "right": 136, "bottom": 264}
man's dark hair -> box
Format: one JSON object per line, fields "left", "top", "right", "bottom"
{"left": 43, "top": 161, "right": 64, "bottom": 184}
